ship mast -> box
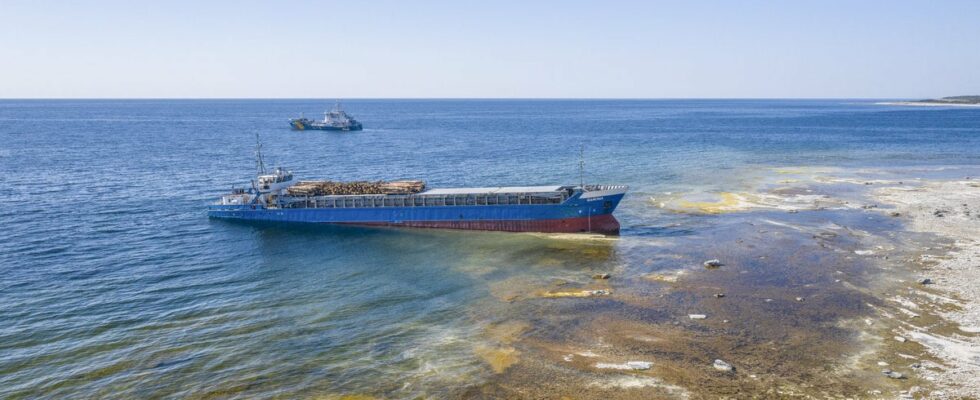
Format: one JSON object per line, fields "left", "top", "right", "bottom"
{"left": 254, "top": 133, "right": 267, "bottom": 175}
{"left": 579, "top": 145, "right": 585, "bottom": 189}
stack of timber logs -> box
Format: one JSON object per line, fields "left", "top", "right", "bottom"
{"left": 287, "top": 180, "right": 426, "bottom": 196}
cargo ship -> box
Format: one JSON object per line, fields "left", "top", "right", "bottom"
{"left": 207, "top": 140, "right": 627, "bottom": 234}
{"left": 289, "top": 102, "right": 363, "bottom": 131}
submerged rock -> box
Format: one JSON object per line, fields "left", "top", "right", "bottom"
{"left": 541, "top": 289, "right": 611, "bottom": 298}
{"left": 917, "top": 278, "right": 933, "bottom": 285}
{"left": 626, "top": 361, "right": 653, "bottom": 370}
{"left": 643, "top": 272, "right": 682, "bottom": 283}
{"left": 595, "top": 361, "right": 653, "bottom": 370}
{"left": 713, "top": 359, "right": 735, "bottom": 372}
{"left": 703, "top": 259, "right": 724, "bottom": 268}
{"left": 882, "top": 369, "right": 905, "bottom": 379}
{"left": 475, "top": 346, "right": 520, "bottom": 374}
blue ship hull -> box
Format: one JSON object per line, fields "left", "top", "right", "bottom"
{"left": 290, "top": 119, "right": 363, "bottom": 131}
{"left": 208, "top": 191, "right": 625, "bottom": 234}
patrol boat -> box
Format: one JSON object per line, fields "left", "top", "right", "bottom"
{"left": 289, "top": 102, "right": 363, "bottom": 131}
{"left": 208, "top": 139, "right": 627, "bottom": 234}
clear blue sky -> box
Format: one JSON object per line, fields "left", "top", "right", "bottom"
{"left": 1, "top": 0, "right": 978, "bottom": 98}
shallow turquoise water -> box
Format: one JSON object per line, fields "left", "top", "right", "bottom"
{"left": 1, "top": 100, "right": 979, "bottom": 398}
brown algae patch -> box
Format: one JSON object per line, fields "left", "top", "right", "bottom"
{"left": 488, "top": 277, "right": 531, "bottom": 302}
{"left": 475, "top": 345, "right": 520, "bottom": 373}
{"left": 473, "top": 321, "right": 530, "bottom": 374}
{"left": 485, "top": 320, "right": 530, "bottom": 345}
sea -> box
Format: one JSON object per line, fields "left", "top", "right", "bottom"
{"left": 1, "top": 99, "right": 979, "bottom": 398}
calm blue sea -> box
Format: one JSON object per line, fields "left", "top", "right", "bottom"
{"left": 1, "top": 99, "right": 978, "bottom": 398}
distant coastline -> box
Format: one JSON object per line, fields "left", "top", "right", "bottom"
{"left": 878, "top": 95, "right": 980, "bottom": 107}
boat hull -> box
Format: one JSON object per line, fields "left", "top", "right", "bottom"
{"left": 208, "top": 192, "right": 625, "bottom": 234}
{"left": 335, "top": 214, "right": 619, "bottom": 233}
{"left": 290, "top": 120, "right": 363, "bottom": 131}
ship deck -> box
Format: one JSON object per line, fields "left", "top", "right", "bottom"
{"left": 280, "top": 186, "right": 573, "bottom": 209}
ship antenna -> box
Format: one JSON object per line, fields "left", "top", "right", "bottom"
{"left": 254, "top": 133, "right": 266, "bottom": 175}
{"left": 579, "top": 144, "right": 585, "bottom": 189}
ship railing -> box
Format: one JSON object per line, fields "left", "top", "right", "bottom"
{"left": 584, "top": 185, "right": 628, "bottom": 192}
{"left": 283, "top": 191, "right": 569, "bottom": 209}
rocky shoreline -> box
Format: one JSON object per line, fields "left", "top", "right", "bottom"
{"left": 445, "top": 170, "right": 980, "bottom": 399}
{"left": 876, "top": 101, "right": 980, "bottom": 108}
{"left": 874, "top": 180, "right": 980, "bottom": 398}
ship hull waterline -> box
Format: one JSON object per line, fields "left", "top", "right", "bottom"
{"left": 208, "top": 192, "right": 625, "bottom": 235}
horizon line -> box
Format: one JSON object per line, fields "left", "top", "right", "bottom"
{"left": 0, "top": 97, "right": 925, "bottom": 101}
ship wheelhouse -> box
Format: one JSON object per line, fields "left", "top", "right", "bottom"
{"left": 256, "top": 167, "right": 294, "bottom": 192}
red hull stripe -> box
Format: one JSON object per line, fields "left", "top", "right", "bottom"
{"left": 333, "top": 214, "right": 620, "bottom": 234}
